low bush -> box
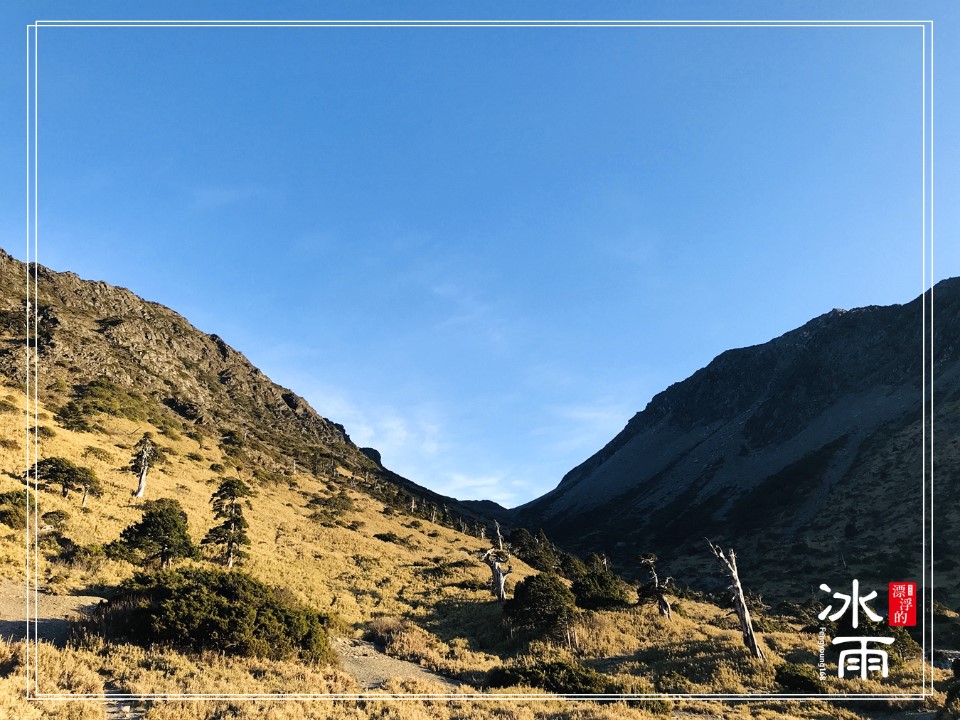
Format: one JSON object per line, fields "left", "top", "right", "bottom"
{"left": 0, "top": 490, "right": 26, "bottom": 529}
{"left": 775, "top": 661, "right": 824, "bottom": 693}
{"left": 504, "top": 573, "right": 577, "bottom": 638}
{"left": 571, "top": 569, "right": 632, "bottom": 610}
{"left": 82, "top": 567, "right": 336, "bottom": 664}
{"left": 306, "top": 490, "right": 354, "bottom": 525}
{"left": 374, "top": 532, "right": 404, "bottom": 545}
{"left": 486, "top": 656, "right": 608, "bottom": 694}
{"left": 82, "top": 446, "right": 114, "bottom": 462}
{"left": 40, "top": 509, "right": 69, "bottom": 531}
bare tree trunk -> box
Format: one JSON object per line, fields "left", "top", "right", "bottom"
{"left": 132, "top": 435, "right": 154, "bottom": 499}
{"left": 134, "top": 462, "right": 148, "bottom": 498}
{"left": 81, "top": 486, "right": 88, "bottom": 508}
{"left": 494, "top": 520, "right": 504, "bottom": 551}
{"left": 707, "top": 540, "right": 765, "bottom": 660}
{"left": 482, "top": 549, "right": 512, "bottom": 602}
{"left": 657, "top": 595, "right": 672, "bottom": 619}
{"left": 639, "top": 554, "right": 672, "bottom": 620}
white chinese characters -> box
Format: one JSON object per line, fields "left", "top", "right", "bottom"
{"left": 819, "top": 579, "right": 892, "bottom": 679}
{"left": 818, "top": 579, "right": 883, "bottom": 628}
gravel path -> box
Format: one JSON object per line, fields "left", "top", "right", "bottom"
{"left": 0, "top": 580, "right": 463, "bottom": 694}
{"left": 0, "top": 579, "right": 105, "bottom": 645}
{"left": 332, "top": 637, "right": 462, "bottom": 691}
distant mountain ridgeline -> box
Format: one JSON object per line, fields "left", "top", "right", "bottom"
{"left": 509, "top": 280, "right": 958, "bottom": 605}
{"left": 1, "top": 246, "right": 954, "bottom": 606}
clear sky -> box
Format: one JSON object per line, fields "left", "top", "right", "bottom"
{"left": 1, "top": 1, "right": 956, "bottom": 507}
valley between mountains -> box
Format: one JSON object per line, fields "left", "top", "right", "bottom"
{"left": 0, "top": 247, "right": 953, "bottom": 720}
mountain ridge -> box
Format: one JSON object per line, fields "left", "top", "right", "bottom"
{"left": 508, "top": 279, "right": 957, "bottom": 603}
{"left": 2, "top": 246, "right": 952, "bottom": 603}
{"left": 0, "top": 247, "right": 493, "bottom": 526}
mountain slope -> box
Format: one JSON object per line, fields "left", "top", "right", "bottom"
{"left": 513, "top": 281, "right": 957, "bottom": 604}
{"left": 0, "top": 248, "right": 488, "bottom": 526}
{"left": 0, "top": 248, "right": 941, "bottom": 712}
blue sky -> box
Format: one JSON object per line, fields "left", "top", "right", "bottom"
{"left": 1, "top": 2, "right": 956, "bottom": 507}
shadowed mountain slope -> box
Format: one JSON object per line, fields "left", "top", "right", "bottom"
{"left": 512, "top": 281, "right": 957, "bottom": 604}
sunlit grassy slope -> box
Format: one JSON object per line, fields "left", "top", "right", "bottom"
{"left": 0, "top": 383, "right": 948, "bottom": 719}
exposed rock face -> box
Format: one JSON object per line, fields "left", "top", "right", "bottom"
{"left": 360, "top": 448, "right": 383, "bottom": 466}
{"left": 0, "top": 248, "right": 487, "bottom": 525}
{"left": 0, "top": 249, "right": 348, "bottom": 454}
{"left": 512, "top": 281, "right": 957, "bottom": 603}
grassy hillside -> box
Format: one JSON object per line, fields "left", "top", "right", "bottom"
{"left": 0, "top": 251, "right": 950, "bottom": 717}
{"left": 0, "top": 383, "right": 948, "bottom": 719}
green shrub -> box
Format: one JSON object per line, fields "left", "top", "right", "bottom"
{"left": 210, "top": 463, "right": 225, "bottom": 473}
{"left": 504, "top": 573, "right": 577, "bottom": 637}
{"left": 374, "top": 532, "right": 404, "bottom": 545}
{"left": 775, "top": 662, "right": 824, "bottom": 693}
{"left": 0, "top": 490, "right": 26, "bottom": 529}
{"left": 55, "top": 400, "right": 91, "bottom": 431}
{"left": 307, "top": 490, "right": 354, "bottom": 525}
{"left": 185, "top": 452, "right": 204, "bottom": 463}
{"left": 83, "top": 568, "right": 336, "bottom": 664}
{"left": 41, "top": 509, "right": 70, "bottom": 531}
{"left": 486, "top": 657, "right": 608, "bottom": 694}
{"left": 67, "top": 378, "right": 161, "bottom": 424}
{"left": 82, "top": 446, "right": 114, "bottom": 463}
{"left": 571, "top": 569, "right": 632, "bottom": 610}
{"left": 32, "top": 457, "right": 102, "bottom": 502}
{"left": 0, "top": 398, "right": 17, "bottom": 414}
{"left": 111, "top": 498, "right": 196, "bottom": 567}
{"left": 253, "top": 468, "right": 286, "bottom": 485}
{"left": 66, "top": 543, "right": 106, "bottom": 566}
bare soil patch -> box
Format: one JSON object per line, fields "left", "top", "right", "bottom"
{"left": 0, "top": 579, "right": 105, "bottom": 645}
{"left": 332, "top": 636, "right": 461, "bottom": 691}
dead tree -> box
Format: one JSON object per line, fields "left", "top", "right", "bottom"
{"left": 494, "top": 519, "right": 504, "bottom": 550}
{"left": 131, "top": 433, "right": 155, "bottom": 499}
{"left": 481, "top": 548, "right": 512, "bottom": 602}
{"left": 707, "top": 540, "right": 766, "bottom": 660}
{"left": 638, "top": 553, "right": 672, "bottom": 620}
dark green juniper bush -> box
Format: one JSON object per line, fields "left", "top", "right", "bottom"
{"left": 112, "top": 498, "right": 197, "bottom": 568}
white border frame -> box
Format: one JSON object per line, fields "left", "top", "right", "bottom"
{"left": 23, "top": 18, "right": 935, "bottom": 704}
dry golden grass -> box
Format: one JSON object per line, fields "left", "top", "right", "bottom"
{"left": 0, "top": 387, "right": 949, "bottom": 718}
